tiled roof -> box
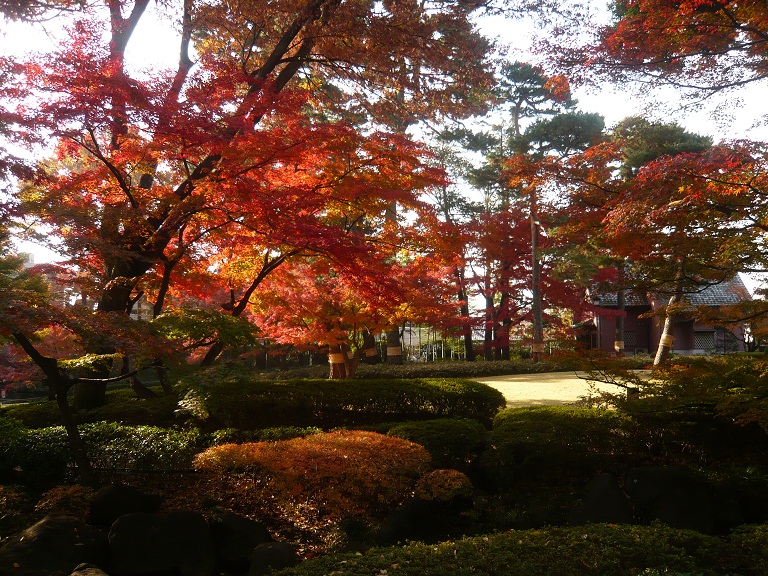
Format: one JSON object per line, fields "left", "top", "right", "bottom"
{"left": 594, "top": 291, "right": 650, "bottom": 307}
{"left": 686, "top": 275, "right": 751, "bottom": 306}
{"left": 594, "top": 275, "right": 751, "bottom": 308}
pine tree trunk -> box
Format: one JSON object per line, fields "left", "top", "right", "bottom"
{"left": 531, "top": 195, "right": 544, "bottom": 363}
{"left": 457, "top": 286, "right": 476, "bottom": 361}
{"left": 615, "top": 289, "right": 626, "bottom": 354}
{"left": 484, "top": 288, "right": 494, "bottom": 361}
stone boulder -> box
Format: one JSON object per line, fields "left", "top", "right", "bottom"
{"left": 89, "top": 484, "right": 163, "bottom": 528}
{"left": 70, "top": 564, "right": 110, "bottom": 576}
{"left": 108, "top": 510, "right": 216, "bottom": 576}
{"left": 248, "top": 542, "right": 298, "bottom": 576}
{"left": 208, "top": 510, "right": 273, "bottom": 573}
{"left": 625, "top": 465, "right": 716, "bottom": 533}
{"left": 569, "top": 473, "right": 635, "bottom": 526}
{"left": 0, "top": 515, "right": 108, "bottom": 576}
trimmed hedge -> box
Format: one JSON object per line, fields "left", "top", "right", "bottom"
{"left": 0, "top": 420, "right": 208, "bottom": 485}
{"left": 387, "top": 418, "right": 488, "bottom": 470}
{"left": 176, "top": 373, "right": 506, "bottom": 429}
{"left": 273, "top": 524, "right": 768, "bottom": 576}
{"left": 353, "top": 359, "right": 574, "bottom": 380}
{"left": 1, "top": 387, "right": 180, "bottom": 429}
{"left": 479, "top": 406, "right": 640, "bottom": 488}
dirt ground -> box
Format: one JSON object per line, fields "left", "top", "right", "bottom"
{"left": 473, "top": 371, "right": 642, "bottom": 408}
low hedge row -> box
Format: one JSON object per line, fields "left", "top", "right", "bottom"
{"left": 0, "top": 419, "right": 208, "bottom": 485}
{"left": 272, "top": 523, "right": 768, "bottom": 576}
{"left": 0, "top": 418, "right": 326, "bottom": 485}
{"left": 176, "top": 373, "right": 506, "bottom": 429}
{"left": 1, "top": 387, "right": 180, "bottom": 429}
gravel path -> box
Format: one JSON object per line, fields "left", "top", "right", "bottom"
{"left": 473, "top": 371, "right": 635, "bottom": 408}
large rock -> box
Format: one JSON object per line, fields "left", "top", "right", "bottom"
{"left": 248, "top": 542, "right": 298, "bottom": 576}
{"left": 569, "top": 473, "right": 634, "bottom": 526}
{"left": 625, "top": 465, "right": 715, "bottom": 533}
{"left": 108, "top": 511, "right": 216, "bottom": 576}
{"left": 0, "top": 515, "right": 108, "bottom": 576}
{"left": 89, "top": 484, "right": 163, "bottom": 528}
{"left": 208, "top": 510, "right": 272, "bottom": 572}
{"left": 70, "top": 564, "right": 110, "bottom": 576}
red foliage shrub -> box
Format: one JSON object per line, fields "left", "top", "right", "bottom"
{"left": 194, "top": 430, "right": 431, "bottom": 519}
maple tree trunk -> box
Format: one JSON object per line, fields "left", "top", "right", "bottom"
{"left": 328, "top": 345, "right": 358, "bottom": 379}
{"left": 386, "top": 329, "right": 403, "bottom": 365}
{"left": 201, "top": 341, "right": 225, "bottom": 367}
{"left": 55, "top": 383, "right": 97, "bottom": 487}
{"left": 73, "top": 375, "right": 108, "bottom": 410}
{"left": 531, "top": 196, "right": 544, "bottom": 363}
{"left": 654, "top": 263, "right": 686, "bottom": 367}
{"left": 361, "top": 330, "right": 380, "bottom": 364}
{"left": 12, "top": 332, "right": 96, "bottom": 486}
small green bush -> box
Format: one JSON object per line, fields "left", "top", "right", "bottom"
{"left": 194, "top": 430, "right": 431, "bottom": 519}
{"left": 480, "top": 406, "right": 639, "bottom": 488}
{"left": 80, "top": 422, "right": 206, "bottom": 471}
{"left": 387, "top": 418, "right": 488, "bottom": 470}
{"left": 0, "top": 424, "right": 71, "bottom": 485}
{"left": 273, "top": 523, "right": 768, "bottom": 576}
{"left": 176, "top": 371, "right": 506, "bottom": 429}
{"left": 0, "top": 420, "right": 208, "bottom": 485}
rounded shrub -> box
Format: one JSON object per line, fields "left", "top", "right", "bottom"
{"left": 414, "top": 469, "right": 474, "bottom": 502}
{"left": 387, "top": 418, "right": 488, "bottom": 469}
{"left": 480, "top": 406, "right": 638, "bottom": 489}
{"left": 194, "top": 430, "right": 432, "bottom": 519}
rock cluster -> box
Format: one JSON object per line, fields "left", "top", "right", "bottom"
{"left": 0, "top": 484, "right": 295, "bottom": 576}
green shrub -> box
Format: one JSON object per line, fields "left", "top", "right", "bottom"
{"left": 480, "top": 406, "right": 639, "bottom": 488}
{"left": 1, "top": 387, "right": 180, "bottom": 429}
{"left": 0, "top": 420, "right": 208, "bottom": 485}
{"left": 387, "top": 418, "right": 487, "bottom": 470}
{"left": 176, "top": 371, "right": 506, "bottom": 429}
{"left": 353, "top": 358, "right": 575, "bottom": 380}
{"left": 0, "top": 425, "right": 71, "bottom": 485}
{"left": 194, "top": 430, "right": 431, "bottom": 519}
{"left": 80, "top": 422, "right": 206, "bottom": 471}
{"left": 1, "top": 399, "right": 61, "bottom": 429}
{"left": 210, "top": 426, "right": 323, "bottom": 444}
{"left": 273, "top": 523, "right": 768, "bottom": 576}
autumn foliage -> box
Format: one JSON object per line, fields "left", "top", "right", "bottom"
{"left": 193, "top": 430, "right": 431, "bottom": 519}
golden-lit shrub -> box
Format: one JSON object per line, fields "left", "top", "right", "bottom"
{"left": 194, "top": 430, "right": 431, "bottom": 519}
{"left": 414, "top": 469, "right": 473, "bottom": 502}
